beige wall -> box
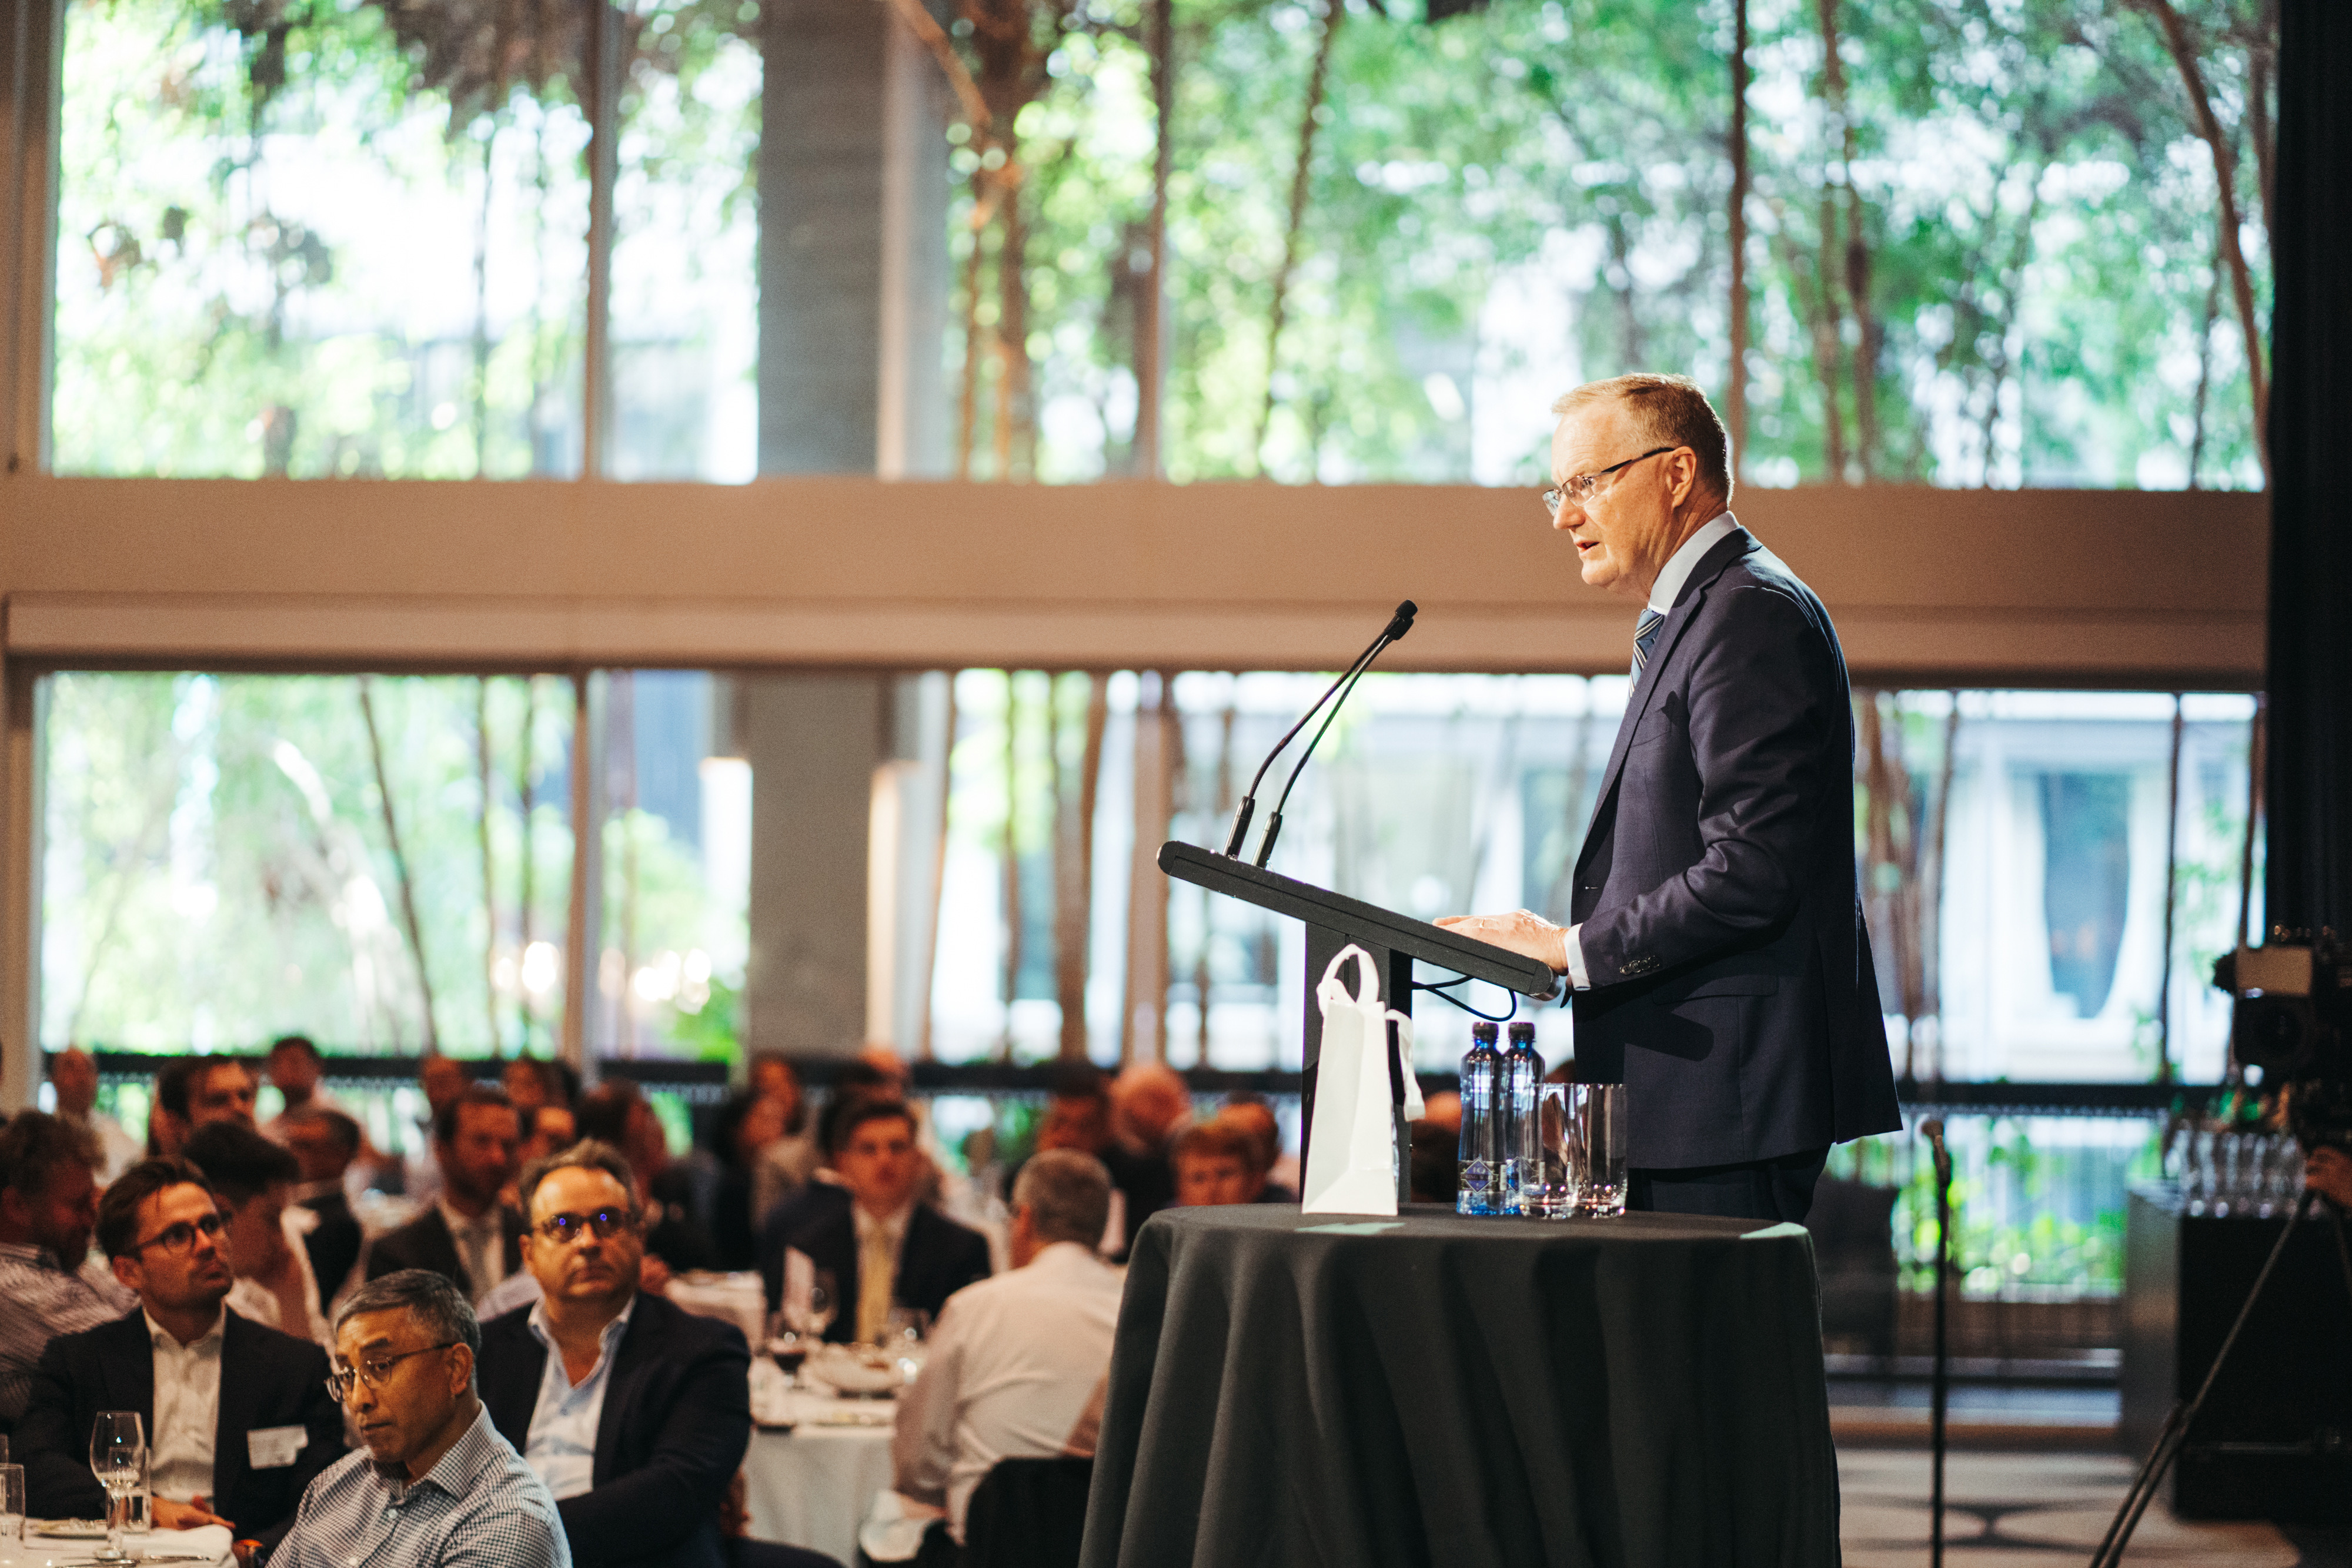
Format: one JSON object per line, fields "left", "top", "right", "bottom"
{"left": 2, "top": 476, "right": 2265, "bottom": 687}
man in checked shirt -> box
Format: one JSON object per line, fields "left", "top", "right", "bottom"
{"left": 268, "top": 1270, "right": 567, "bottom": 1568}
{"left": 0, "top": 1112, "right": 135, "bottom": 1424}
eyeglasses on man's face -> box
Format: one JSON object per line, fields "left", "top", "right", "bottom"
{"left": 1542, "top": 445, "right": 1679, "bottom": 517}
{"left": 325, "top": 1342, "right": 459, "bottom": 1403}
{"left": 532, "top": 1206, "right": 638, "bottom": 1245}
{"left": 124, "top": 1211, "right": 225, "bottom": 1258}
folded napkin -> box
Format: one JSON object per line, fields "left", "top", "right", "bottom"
{"left": 14, "top": 1523, "right": 233, "bottom": 1566}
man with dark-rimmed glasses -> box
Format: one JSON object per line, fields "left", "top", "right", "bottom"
{"left": 275, "top": 1268, "right": 566, "bottom": 1568}
{"left": 476, "top": 1141, "right": 751, "bottom": 1568}
{"left": 18, "top": 1158, "right": 343, "bottom": 1554}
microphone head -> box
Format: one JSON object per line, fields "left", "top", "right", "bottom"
{"left": 1384, "top": 600, "right": 1418, "bottom": 641}
{"left": 1920, "top": 1117, "right": 1945, "bottom": 1145}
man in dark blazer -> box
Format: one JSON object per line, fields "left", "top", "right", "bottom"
{"left": 279, "top": 1106, "right": 366, "bottom": 1302}
{"left": 1444, "top": 373, "right": 1902, "bottom": 1222}
{"left": 784, "top": 1099, "right": 990, "bottom": 1343}
{"left": 478, "top": 1141, "right": 750, "bottom": 1568}
{"left": 19, "top": 1159, "right": 343, "bottom": 1550}
{"left": 366, "top": 1085, "right": 526, "bottom": 1303}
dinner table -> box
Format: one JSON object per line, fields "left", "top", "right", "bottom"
{"left": 741, "top": 1352, "right": 917, "bottom": 1566}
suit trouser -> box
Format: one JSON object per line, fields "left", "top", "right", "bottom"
{"left": 1629, "top": 1146, "right": 1830, "bottom": 1225}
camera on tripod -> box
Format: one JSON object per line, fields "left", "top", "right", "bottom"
{"left": 2215, "top": 931, "right": 2352, "bottom": 1161}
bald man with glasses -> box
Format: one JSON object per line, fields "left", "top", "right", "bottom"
{"left": 18, "top": 1159, "right": 343, "bottom": 1554}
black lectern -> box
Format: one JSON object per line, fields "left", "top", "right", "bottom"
{"left": 1158, "top": 840, "right": 1559, "bottom": 1201}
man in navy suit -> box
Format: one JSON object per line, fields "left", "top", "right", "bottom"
{"left": 1443, "top": 373, "right": 1902, "bottom": 1222}
{"left": 784, "top": 1099, "right": 990, "bottom": 1343}
{"left": 478, "top": 1141, "right": 751, "bottom": 1568}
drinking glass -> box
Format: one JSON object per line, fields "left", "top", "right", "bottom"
{"left": 0, "top": 1462, "right": 24, "bottom": 1552}
{"left": 881, "top": 1306, "right": 930, "bottom": 1346}
{"left": 121, "top": 1449, "right": 151, "bottom": 1545}
{"left": 1574, "top": 1085, "right": 1628, "bottom": 1217}
{"left": 88, "top": 1412, "right": 143, "bottom": 1562}
{"left": 1520, "top": 1085, "right": 1578, "bottom": 1218}
{"left": 764, "top": 1312, "right": 810, "bottom": 1387}
{"left": 786, "top": 1269, "right": 838, "bottom": 1342}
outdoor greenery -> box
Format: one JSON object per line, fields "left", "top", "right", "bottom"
{"left": 53, "top": 0, "right": 2272, "bottom": 486}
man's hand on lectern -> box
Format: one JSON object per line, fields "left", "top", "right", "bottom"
{"left": 2308, "top": 1146, "right": 2352, "bottom": 1211}
{"left": 1435, "top": 910, "right": 1570, "bottom": 975}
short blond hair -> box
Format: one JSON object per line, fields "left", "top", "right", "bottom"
{"left": 1552, "top": 373, "right": 1732, "bottom": 503}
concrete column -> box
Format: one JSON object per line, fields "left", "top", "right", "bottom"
{"left": 742, "top": 673, "right": 888, "bottom": 1058}
{"left": 757, "top": 0, "right": 950, "bottom": 475}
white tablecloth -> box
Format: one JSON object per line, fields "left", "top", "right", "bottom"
{"left": 741, "top": 1394, "right": 898, "bottom": 1568}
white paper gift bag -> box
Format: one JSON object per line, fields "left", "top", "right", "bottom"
{"left": 1302, "top": 944, "right": 1424, "bottom": 1215}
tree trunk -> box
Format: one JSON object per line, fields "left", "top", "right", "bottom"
{"left": 517, "top": 676, "right": 538, "bottom": 1049}
{"left": 1254, "top": 0, "right": 1343, "bottom": 474}
{"left": 1193, "top": 700, "right": 1234, "bottom": 1066}
{"left": 918, "top": 673, "right": 959, "bottom": 1061}
{"left": 956, "top": 225, "right": 986, "bottom": 480}
{"left": 478, "top": 679, "right": 500, "bottom": 1052}
{"left": 2139, "top": 0, "right": 2269, "bottom": 483}
{"left": 1135, "top": 0, "right": 1174, "bottom": 477}
{"left": 997, "top": 178, "right": 1033, "bottom": 480}
{"left": 472, "top": 118, "right": 498, "bottom": 478}
{"left": 2187, "top": 226, "right": 2224, "bottom": 488}
{"left": 359, "top": 677, "right": 441, "bottom": 1052}
{"left": 1726, "top": 0, "right": 1750, "bottom": 474}
{"left": 1815, "top": 0, "right": 1877, "bottom": 480}
{"left": 1790, "top": 208, "right": 1848, "bottom": 481}
{"left": 1000, "top": 673, "right": 1024, "bottom": 1061}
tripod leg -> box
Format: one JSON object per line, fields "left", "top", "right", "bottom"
{"left": 2087, "top": 1189, "right": 2314, "bottom": 1568}
{"left": 2089, "top": 1402, "right": 2185, "bottom": 1568}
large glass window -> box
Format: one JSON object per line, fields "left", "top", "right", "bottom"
{"left": 49, "top": 0, "right": 2273, "bottom": 489}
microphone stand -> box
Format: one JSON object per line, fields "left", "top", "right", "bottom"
{"left": 1924, "top": 1118, "right": 1952, "bottom": 1568}
{"left": 1220, "top": 601, "right": 1415, "bottom": 862}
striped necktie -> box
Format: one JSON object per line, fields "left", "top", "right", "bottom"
{"left": 1631, "top": 609, "right": 1666, "bottom": 678}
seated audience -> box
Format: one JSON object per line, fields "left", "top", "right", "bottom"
{"left": 20, "top": 1159, "right": 343, "bottom": 1548}
{"left": 784, "top": 1099, "right": 990, "bottom": 1345}
{"left": 278, "top": 1268, "right": 567, "bottom": 1568}
{"left": 262, "top": 1037, "right": 342, "bottom": 1124}
{"left": 0, "top": 1111, "right": 136, "bottom": 1425}
{"left": 753, "top": 1071, "right": 896, "bottom": 1313}
{"left": 404, "top": 1054, "right": 476, "bottom": 1206}
{"left": 149, "top": 1057, "right": 259, "bottom": 1158}
{"left": 890, "top": 1150, "right": 1123, "bottom": 1554}
{"left": 504, "top": 1057, "right": 559, "bottom": 1116}
{"left": 747, "top": 1055, "right": 820, "bottom": 1228}
{"left": 1170, "top": 1121, "right": 1267, "bottom": 1208}
{"left": 577, "top": 1080, "right": 717, "bottom": 1272}
{"left": 49, "top": 1047, "right": 141, "bottom": 1181}
{"left": 1030, "top": 1065, "right": 1175, "bottom": 1256}
{"left": 1215, "top": 1096, "right": 1298, "bottom": 1203}
{"left": 186, "top": 1121, "right": 330, "bottom": 1346}
{"left": 519, "top": 1104, "right": 580, "bottom": 1176}
{"left": 479, "top": 1141, "right": 751, "bottom": 1568}
{"left": 709, "top": 1092, "right": 788, "bottom": 1273}
{"left": 368, "top": 1085, "right": 526, "bottom": 1305}
{"left": 278, "top": 1105, "right": 366, "bottom": 1303}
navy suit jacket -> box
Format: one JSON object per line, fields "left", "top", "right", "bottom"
{"left": 1570, "top": 526, "right": 1903, "bottom": 1168}
{"left": 363, "top": 1203, "right": 527, "bottom": 1298}
{"left": 479, "top": 1290, "right": 751, "bottom": 1568}
{"left": 785, "top": 1203, "right": 991, "bottom": 1343}
{"left": 18, "top": 1308, "right": 344, "bottom": 1551}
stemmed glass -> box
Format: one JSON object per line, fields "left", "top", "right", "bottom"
{"left": 89, "top": 1412, "right": 144, "bottom": 1562}
{"left": 789, "top": 1269, "right": 837, "bottom": 1342}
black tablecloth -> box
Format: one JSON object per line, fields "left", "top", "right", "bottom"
{"left": 1078, "top": 1203, "right": 1838, "bottom": 1568}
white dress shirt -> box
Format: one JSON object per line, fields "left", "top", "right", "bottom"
{"left": 890, "top": 1241, "right": 1124, "bottom": 1543}
{"left": 439, "top": 1199, "right": 510, "bottom": 1302}
{"left": 522, "top": 1296, "right": 637, "bottom": 1502}
{"left": 1563, "top": 510, "right": 1742, "bottom": 992}
{"left": 147, "top": 1308, "right": 224, "bottom": 1504}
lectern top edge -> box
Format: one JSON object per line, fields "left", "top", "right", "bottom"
{"left": 1157, "top": 840, "right": 1559, "bottom": 998}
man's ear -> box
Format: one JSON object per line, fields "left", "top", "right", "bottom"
{"left": 446, "top": 1342, "right": 476, "bottom": 1398}
{"left": 110, "top": 1252, "right": 141, "bottom": 1292}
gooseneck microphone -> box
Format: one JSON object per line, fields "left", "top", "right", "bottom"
{"left": 1222, "top": 601, "right": 1417, "bottom": 862}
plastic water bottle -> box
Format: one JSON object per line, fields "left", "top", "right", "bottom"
{"left": 1457, "top": 1021, "right": 1502, "bottom": 1215}
{"left": 1499, "top": 1021, "right": 1545, "bottom": 1213}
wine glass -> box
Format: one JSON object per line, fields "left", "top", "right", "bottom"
{"left": 802, "top": 1269, "right": 837, "bottom": 1342}
{"left": 89, "top": 1412, "right": 143, "bottom": 1562}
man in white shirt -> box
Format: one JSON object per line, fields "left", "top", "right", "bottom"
{"left": 890, "top": 1148, "right": 1125, "bottom": 1552}
{"left": 48, "top": 1048, "right": 142, "bottom": 1181}
{"left": 18, "top": 1159, "right": 343, "bottom": 1553}
{"left": 476, "top": 1142, "right": 750, "bottom": 1568}
{"left": 0, "top": 1111, "right": 137, "bottom": 1423}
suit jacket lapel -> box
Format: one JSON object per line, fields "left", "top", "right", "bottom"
{"left": 592, "top": 1297, "right": 653, "bottom": 1486}
{"left": 482, "top": 1318, "right": 547, "bottom": 1452}
{"left": 106, "top": 1312, "right": 157, "bottom": 1435}
{"left": 213, "top": 1312, "right": 259, "bottom": 1504}
{"left": 1578, "top": 529, "right": 1755, "bottom": 874}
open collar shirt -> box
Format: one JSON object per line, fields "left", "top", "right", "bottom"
{"left": 0, "top": 1242, "right": 136, "bottom": 1423}
{"left": 1562, "top": 509, "right": 1741, "bottom": 992}
{"left": 271, "top": 1402, "right": 570, "bottom": 1568}
{"left": 146, "top": 1306, "right": 225, "bottom": 1504}
{"left": 521, "top": 1295, "right": 637, "bottom": 1502}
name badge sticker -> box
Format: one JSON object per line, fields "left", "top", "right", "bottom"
{"left": 247, "top": 1426, "right": 308, "bottom": 1470}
